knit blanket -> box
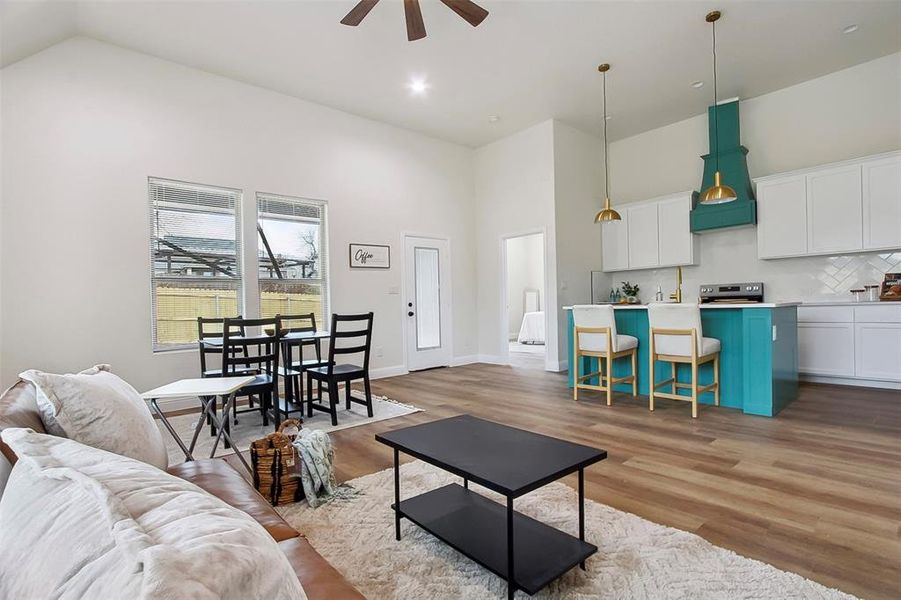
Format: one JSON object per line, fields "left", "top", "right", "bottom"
{"left": 292, "top": 429, "right": 336, "bottom": 508}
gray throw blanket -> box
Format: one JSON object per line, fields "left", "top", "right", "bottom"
{"left": 292, "top": 429, "right": 336, "bottom": 508}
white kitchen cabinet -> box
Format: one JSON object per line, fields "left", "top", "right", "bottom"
{"left": 601, "top": 217, "right": 629, "bottom": 272}
{"left": 627, "top": 203, "right": 659, "bottom": 269}
{"left": 854, "top": 323, "right": 901, "bottom": 381}
{"left": 601, "top": 192, "right": 697, "bottom": 273}
{"left": 657, "top": 194, "right": 695, "bottom": 267}
{"left": 757, "top": 175, "right": 808, "bottom": 259}
{"left": 755, "top": 150, "right": 900, "bottom": 260}
{"left": 806, "top": 164, "right": 863, "bottom": 254}
{"left": 798, "top": 323, "right": 855, "bottom": 377}
{"left": 862, "top": 154, "right": 901, "bottom": 250}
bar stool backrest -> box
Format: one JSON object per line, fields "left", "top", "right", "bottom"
{"left": 572, "top": 305, "right": 621, "bottom": 351}
{"left": 648, "top": 303, "right": 703, "bottom": 356}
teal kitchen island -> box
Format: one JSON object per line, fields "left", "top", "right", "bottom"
{"left": 564, "top": 303, "right": 800, "bottom": 417}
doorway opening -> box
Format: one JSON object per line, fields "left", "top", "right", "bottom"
{"left": 503, "top": 232, "right": 546, "bottom": 369}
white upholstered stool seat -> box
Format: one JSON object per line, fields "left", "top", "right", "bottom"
{"left": 571, "top": 305, "right": 638, "bottom": 405}
{"left": 647, "top": 303, "right": 721, "bottom": 418}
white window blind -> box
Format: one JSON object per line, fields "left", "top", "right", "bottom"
{"left": 257, "top": 193, "right": 329, "bottom": 328}
{"left": 149, "top": 177, "right": 242, "bottom": 350}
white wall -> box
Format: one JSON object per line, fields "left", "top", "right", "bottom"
{"left": 552, "top": 121, "right": 604, "bottom": 366}
{"left": 0, "top": 37, "right": 478, "bottom": 391}
{"left": 474, "top": 120, "right": 558, "bottom": 367}
{"left": 601, "top": 52, "right": 901, "bottom": 303}
{"left": 505, "top": 233, "right": 544, "bottom": 339}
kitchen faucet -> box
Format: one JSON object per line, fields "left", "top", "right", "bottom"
{"left": 669, "top": 266, "right": 683, "bottom": 303}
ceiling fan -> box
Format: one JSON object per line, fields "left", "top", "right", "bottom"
{"left": 341, "top": 0, "right": 489, "bottom": 41}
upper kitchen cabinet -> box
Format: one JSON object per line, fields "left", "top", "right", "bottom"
{"left": 756, "top": 150, "right": 901, "bottom": 260}
{"left": 657, "top": 194, "right": 695, "bottom": 267}
{"left": 863, "top": 154, "right": 901, "bottom": 250}
{"left": 806, "top": 164, "right": 862, "bottom": 254}
{"left": 601, "top": 192, "right": 697, "bottom": 272}
{"left": 601, "top": 217, "right": 629, "bottom": 272}
{"left": 757, "top": 175, "right": 807, "bottom": 259}
{"left": 626, "top": 202, "right": 659, "bottom": 269}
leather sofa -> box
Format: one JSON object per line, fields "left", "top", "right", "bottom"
{"left": 0, "top": 380, "right": 364, "bottom": 600}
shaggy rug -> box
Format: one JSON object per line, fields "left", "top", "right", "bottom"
{"left": 160, "top": 391, "right": 420, "bottom": 466}
{"left": 277, "top": 461, "right": 855, "bottom": 599}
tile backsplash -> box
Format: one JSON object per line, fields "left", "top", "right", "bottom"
{"left": 599, "top": 226, "right": 899, "bottom": 304}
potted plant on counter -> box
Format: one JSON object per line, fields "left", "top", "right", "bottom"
{"left": 621, "top": 281, "right": 640, "bottom": 304}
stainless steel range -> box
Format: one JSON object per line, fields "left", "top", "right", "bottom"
{"left": 699, "top": 282, "right": 764, "bottom": 304}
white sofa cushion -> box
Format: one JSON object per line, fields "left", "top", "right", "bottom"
{"left": 0, "top": 428, "right": 306, "bottom": 600}
{"left": 18, "top": 365, "right": 168, "bottom": 469}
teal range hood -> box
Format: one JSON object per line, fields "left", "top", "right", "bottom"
{"left": 690, "top": 99, "right": 757, "bottom": 232}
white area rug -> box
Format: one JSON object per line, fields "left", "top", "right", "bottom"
{"left": 159, "top": 391, "right": 421, "bottom": 466}
{"left": 277, "top": 461, "right": 855, "bottom": 599}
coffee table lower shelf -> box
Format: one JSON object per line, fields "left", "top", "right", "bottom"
{"left": 396, "top": 483, "right": 597, "bottom": 595}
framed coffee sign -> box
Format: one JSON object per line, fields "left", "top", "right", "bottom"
{"left": 349, "top": 243, "right": 390, "bottom": 269}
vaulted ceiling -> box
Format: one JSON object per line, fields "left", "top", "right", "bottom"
{"left": 3, "top": 1, "right": 900, "bottom": 147}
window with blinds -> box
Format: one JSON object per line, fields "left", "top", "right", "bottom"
{"left": 149, "top": 177, "right": 243, "bottom": 351}
{"left": 257, "top": 193, "right": 329, "bottom": 328}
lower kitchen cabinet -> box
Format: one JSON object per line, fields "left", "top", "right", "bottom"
{"left": 854, "top": 322, "right": 901, "bottom": 382}
{"left": 798, "top": 304, "right": 901, "bottom": 385}
{"left": 798, "top": 323, "right": 855, "bottom": 377}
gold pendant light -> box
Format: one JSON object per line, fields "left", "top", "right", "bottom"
{"left": 595, "top": 63, "right": 622, "bottom": 223}
{"left": 700, "top": 10, "right": 737, "bottom": 205}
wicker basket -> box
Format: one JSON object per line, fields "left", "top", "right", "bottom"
{"left": 250, "top": 419, "right": 304, "bottom": 506}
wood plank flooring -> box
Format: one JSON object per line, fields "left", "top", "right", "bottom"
{"left": 228, "top": 363, "right": 901, "bottom": 599}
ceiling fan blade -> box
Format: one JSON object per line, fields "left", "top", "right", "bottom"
{"left": 404, "top": 0, "right": 427, "bottom": 41}
{"left": 439, "top": 0, "right": 488, "bottom": 27}
{"left": 340, "top": 0, "right": 380, "bottom": 26}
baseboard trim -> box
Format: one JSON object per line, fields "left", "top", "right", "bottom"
{"left": 451, "top": 355, "right": 479, "bottom": 367}
{"left": 800, "top": 374, "right": 901, "bottom": 390}
{"left": 477, "top": 354, "right": 509, "bottom": 365}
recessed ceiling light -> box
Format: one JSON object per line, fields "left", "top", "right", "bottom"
{"left": 408, "top": 78, "right": 428, "bottom": 95}
{"left": 842, "top": 24, "right": 858, "bottom": 34}
{"left": 488, "top": 115, "right": 500, "bottom": 123}
{"left": 691, "top": 81, "right": 705, "bottom": 89}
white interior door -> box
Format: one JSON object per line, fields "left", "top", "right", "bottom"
{"left": 404, "top": 236, "right": 452, "bottom": 371}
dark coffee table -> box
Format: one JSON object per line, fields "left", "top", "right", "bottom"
{"left": 375, "top": 414, "right": 607, "bottom": 599}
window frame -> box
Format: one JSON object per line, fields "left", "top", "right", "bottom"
{"left": 256, "top": 192, "right": 330, "bottom": 328}
{"left": 148, "top": 177, "right": 244, "bottom": 352}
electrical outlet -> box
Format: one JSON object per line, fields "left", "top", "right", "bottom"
{"left": 376, "top": 346, "right": 384, "bottom": 358}
{"left": 772, "top": 325, "right": 778, "bottom": 341}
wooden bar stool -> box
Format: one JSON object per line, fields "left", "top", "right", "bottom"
{"left": 648, "top": 303, "right": 720, "bottom": 418}
{"left": 572, "top": 305, "right": 638, "bottom": 405}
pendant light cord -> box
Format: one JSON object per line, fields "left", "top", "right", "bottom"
{"left": 603, "top": 70, "right": 610, "bottom": 200}
{"left": 712, "top": 18, "right": 719, "bottom": 174}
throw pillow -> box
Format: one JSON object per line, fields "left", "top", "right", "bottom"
{"left": 18, "top": 364, "right": 168, "bottom": 469}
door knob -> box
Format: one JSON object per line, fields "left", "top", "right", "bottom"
{"left": 408, "top": 311, "right": 415, "bottom": 317}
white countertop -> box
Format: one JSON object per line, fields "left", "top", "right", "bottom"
{"left": 563, "top": 302, "right": 800, "bottom": 310}
{"left": 796, "top": 300, "right": 897, "bottom": 307}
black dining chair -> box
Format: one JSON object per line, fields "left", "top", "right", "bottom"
{"left": 197, "top": 316, "right": 246, "bottom": 378}
{"left": 277, "top": 312, "right": 330, "bottom": 408}
{"left": 220, "top": 317, "right": 282, "bottom": 430}
{"left": 306, "top": 312, "right": 374, "bottom": 427}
